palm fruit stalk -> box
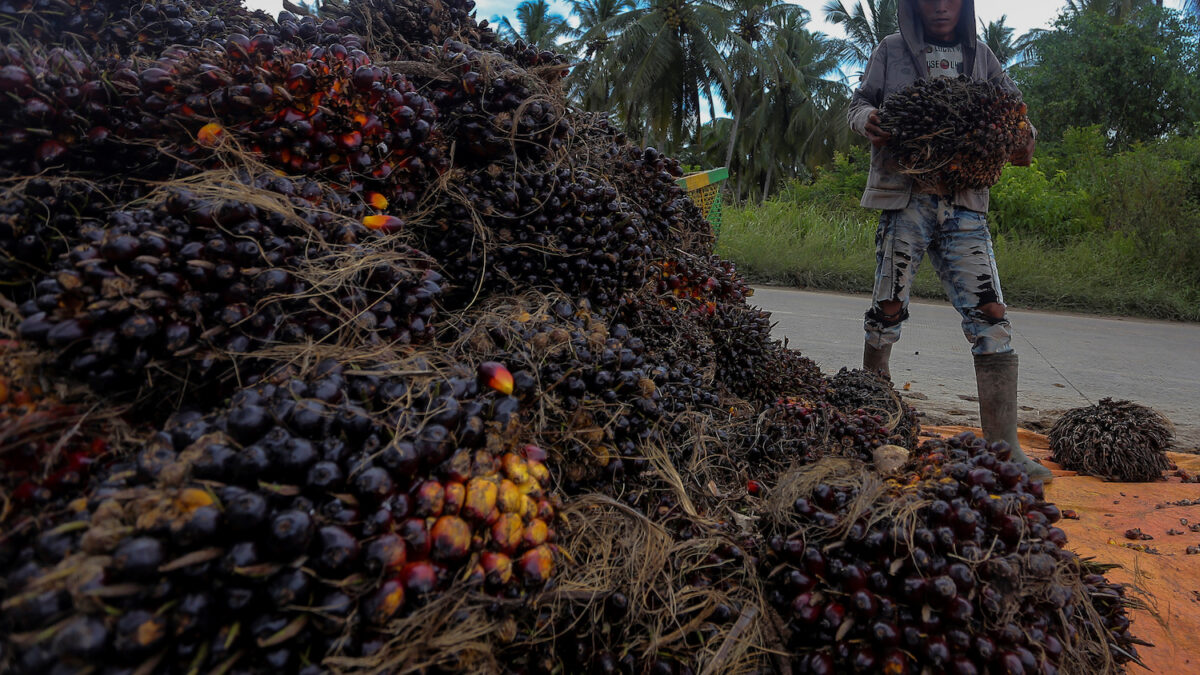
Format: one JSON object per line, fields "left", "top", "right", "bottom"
{"left": 878, "top": 75, "right": 1032, "bottom": 193}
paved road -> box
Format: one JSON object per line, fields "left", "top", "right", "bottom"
{"left": 752, "top": 286, "right": 1200, "bottom": 451}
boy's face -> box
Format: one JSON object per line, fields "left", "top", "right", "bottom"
{"left": 917, "top": 0, "right": 962, "bottom": 42}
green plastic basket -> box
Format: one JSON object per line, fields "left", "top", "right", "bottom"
{"left": 677, "top": 167, "right": 729, "bottom": 235}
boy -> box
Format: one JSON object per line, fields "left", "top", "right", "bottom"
{"left": 847, "top": 0, "right": 1050, "bottom": 479}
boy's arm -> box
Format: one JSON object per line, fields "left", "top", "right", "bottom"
{"left": 848, "top": 43, "right": 888, "bottom": 137}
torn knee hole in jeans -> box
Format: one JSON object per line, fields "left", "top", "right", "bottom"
{"left": 867, "top": 305, "right": 909, "bottom": 327}
{"left": 970, "top": 306, "right": 1007, "bottom": 325}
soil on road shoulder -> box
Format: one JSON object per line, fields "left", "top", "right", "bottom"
{"left": 752, "top": 286, "right": 1200, "bottom": 452}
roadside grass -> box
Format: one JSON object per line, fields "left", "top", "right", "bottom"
{"left": 716, "top": 201, "right": 1200, "bottom": 322}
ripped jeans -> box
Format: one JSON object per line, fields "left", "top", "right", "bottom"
{"left": 864, "top": 194, "right": 1013, "bottom": 356}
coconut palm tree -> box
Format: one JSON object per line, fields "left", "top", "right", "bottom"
{"left": 715, "top": 0, "right": 811, "bottom": 168}
{"left": 497, "top": 0, "right": 572, "bottom": 51}
{"left": 821, "top": 0, "right": 899, "bottom": 67}
{"left": 565, "top": 0, "right": 637, "bottom": 110}
{"left": 722, "top": 10, "right": 849, "bottom": 200}
{"left": 980, "top": 15, "right": 1018, "bottom": 65}
{"left": 598, "top": 0, "right": 735, "bottom": 151}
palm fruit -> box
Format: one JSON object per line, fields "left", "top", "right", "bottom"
{"left": 0, "top": 178, "right": 151, "bottom": 294}
{"left": 0, "top": 359, "right": 559, "bottom": 673}
{"left": 767, "top": 433, "right": 1144, "bottom": 674}
{"left": 0, "top": 34, "right": 444, "bottom": 207}
{"left": 878, "top": 75, "right": 1033, "bottom": 192}
{"left": 318, "top": 0, "right": 500, "bottom": 62}
{"left": 1049, "top": 398, "right": 1174, "bottom": 481}
{"left": 15, "top": 174, "right": 442, "bottom": 397}
{"left": 0, "top": 0, "right": 1147, "bottom": 670}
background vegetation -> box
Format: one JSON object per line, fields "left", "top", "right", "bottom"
{"left": 719, "top": 129, "right": 1200, "bottom": 320}
{"left": 496, "top": 0, "right": 1200, "bottom": 320}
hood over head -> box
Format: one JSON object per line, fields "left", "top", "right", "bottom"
{"left": 897, "top": 0, "right": 977, "bottom": 61}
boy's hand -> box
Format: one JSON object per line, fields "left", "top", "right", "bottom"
{"left": 864, "top": 110, "right": 891, "bottom": 148}
{"left": 1010, "top": 134, "right": 1035, "bottom": 167}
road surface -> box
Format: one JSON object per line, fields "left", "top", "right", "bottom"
{"left": 751, "top": 286, "right": 1200, "bottom": 451}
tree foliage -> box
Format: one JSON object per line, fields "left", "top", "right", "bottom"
{"left": 821, "top": 0, "right": 898, "bottom": 67}
{"left": 1014, "top": 7, "right": 1200, "bottom": 147}
{"left": 498, "top": 0, "right": 572, "bottom": 50}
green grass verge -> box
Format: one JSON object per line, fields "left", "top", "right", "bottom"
{"left": 716, "top": 201, "right": 1200, "bottom": 322}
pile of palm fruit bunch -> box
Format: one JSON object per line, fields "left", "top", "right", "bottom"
{"left": 764, "top": 433, "right": 1147, "bottom": 674}
{"left": 1049, "top": 398, "right": 1174, "bottom": 482}
{"left": 0, "top": 0, "right": 1144, "bottom": 672}
{"left": 877, "top": 75, "right": 1032, "bottom": 192}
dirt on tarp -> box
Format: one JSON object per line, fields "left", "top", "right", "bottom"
{"left": 927, "top": 426, "right": 1200, "bottom": 674}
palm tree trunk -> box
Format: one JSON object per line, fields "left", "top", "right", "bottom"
{"left": 724, "top": 101, "right": 740, "bottom": 170}
{"left": 761, "top": 163, "right": 774, "bottom": 204}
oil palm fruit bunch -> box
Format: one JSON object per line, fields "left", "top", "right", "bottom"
{"left": 652, "top": 254, "right": 752, "bottom": 319}
{"left": 0, "top": 359, "right": 559, "bottom": 673}
{"left": 878, "top": 75, "right": 1032, "bottom": 192}
{"left": 458, "top": 297, "right": 718, "bottom": 490}
{"left": 498, "top": 39, "right": 571, "bottom": 77}
{"left": 741, "top": 396, "right": 892, "bottom": 465}
{"left": 15, "top": 175, "right": 442, "bottom": 397}
{"left": 0, "top": 0, "right": 267, "bottom": 57}
{"left": 422, "top": 38, "right": 573, "bottom": 166}
{"left": 0, "top": 45, "right": 172, "bottom": 178}
{"left": 707, "top": 302, "right": 823, "bottom": 404}
{"left": 1048, "top": 398, "right": 1174, "bottom": 482}
{"left": 317, "top": 0, "right": 498, "bottom": 62}
{"left": 601, "top": 142, "right": 708, "bottom": 258}
{"left": 826, "top": 367, "right": 920, "bottom": 450}
{"left": 0, "top": 177, "right": 150, "bottom": 292}
{"left": 417, "top": 161, "right": 651, "bottom": 310}
{"left": 137, "top": 35, "right": 444, "bottom": 209}
{"left": 767, "top": 433, "right": 1141, "bottom": 674}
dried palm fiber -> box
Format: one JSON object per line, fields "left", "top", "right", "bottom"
{"left": 1049, "top": 398, "right": 1174, "bottom": 482}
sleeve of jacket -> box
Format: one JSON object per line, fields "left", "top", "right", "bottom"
{"left": 980, "top": 44, "right": 1038, "bottom": 139}
{"left": 848, "top": 42, "right": 888, "bottom": 136}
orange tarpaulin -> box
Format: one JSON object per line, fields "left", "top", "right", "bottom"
{"left": 927, "top": 426, "right": 1200, "bottom": 674}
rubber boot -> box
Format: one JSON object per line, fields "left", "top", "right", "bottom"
{"left": 974, "top": 352, "right": 1053, "bottom": 482}
{"left": 863, "top": 343, "right": 892, "bottom": 382}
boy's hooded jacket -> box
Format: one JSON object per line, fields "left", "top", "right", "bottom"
{"left": 848, "top": 0, "right": 1031, "bottom": 212}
